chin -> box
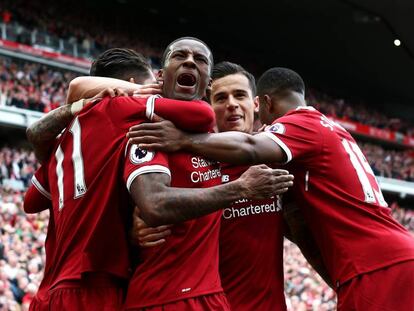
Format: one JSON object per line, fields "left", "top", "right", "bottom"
{"left": 173, "top": 92, "right": 198, "bottom": 101}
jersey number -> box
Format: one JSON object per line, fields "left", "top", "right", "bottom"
{"left": 342, "top": 139, "right": 387, "bottom": 207}
{"left": 55, "top": 117, "right": 87, "bottom": 210}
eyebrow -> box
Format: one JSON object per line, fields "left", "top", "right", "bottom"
{"left": 171, "top": 48, "right": 210, "bottom": 59}
{"left": 212, "top": 91, "right": 228, "bottom": 100}
{"left": 233, "top": 89, "right": 249, "bottom": 94}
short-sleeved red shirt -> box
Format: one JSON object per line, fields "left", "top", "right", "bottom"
{"left": 42, "top": 96, "right": 215, "bottom": 289}
{"left": 219, "top": 164, "right": 286, "bottom": 311}
{"left": 124, "top": 152, "right": 225, "bottom": 308}
{"left": 261, "top": 106, "right": 414, "bottom": 288}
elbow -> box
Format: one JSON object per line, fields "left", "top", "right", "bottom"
{"left": 139, "top": 209, "right": 167, "bottom": 227}
{"left": 23, "top": 197, "right": 39, "bottom": 214}
{"left": 138, "top": 201, "right": 170, "bottom": 227}
{"left": 195, "top": 106, "right": 216, "bottom": 133}
{"left": 67, "top": 76, "right": 86, "bottom": 104}
{"left": 239, "top": 137, "right": 259, "bottom": 165}
{"left": 23, "top": 205, "right": 37, "bottom": 214}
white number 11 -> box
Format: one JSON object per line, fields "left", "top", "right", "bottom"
{"left": 342, "top": 139, "right": 387, "bottom": 207}
{"left": 55, "top": 117, "right": 87, "bottom": 210}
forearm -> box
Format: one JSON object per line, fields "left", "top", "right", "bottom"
{"left": 283, "top": 203, "right": 333, "bottom": 287}
{"left": 27, "top": 104, "right": 73, "bottom": 163}
{"left": 132, "top": 175, "right": 243, "bottom": 226}
{"left": 67, "top": 76, "right": 140, "bottom": 104}
{"left": 184, "top": 132, "right": 259, "bottom": 165}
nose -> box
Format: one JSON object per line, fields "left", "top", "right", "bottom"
{"left": 227, "top": 96, "right": 239, "bottom": 110}
{"left": 183, "top": 54, "right": 196, "bottom": 69}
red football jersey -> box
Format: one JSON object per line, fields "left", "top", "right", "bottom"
{"left": 219, "top": 164, "right": 286, "bottom": 311}
{"left": 261, "top": 106, "right": 414, "bottom": 288}
{"left": 42, "top": 96, "right": 215, "bottom": 289}
{"left": 124, "top": 152, "right": 225, "bottom": 308}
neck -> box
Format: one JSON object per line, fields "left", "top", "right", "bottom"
{"left": 282, "top": 92, "right": 306, "bottom": 113}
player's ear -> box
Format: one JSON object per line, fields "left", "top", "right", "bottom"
{"left": 205, "top": 78, "right": 212, "bottom": 101}
{"left": 253, "top": 96, "right": 259, "bottom": 113}
{"left": 263, "top": 94, "right": 273, "bottom": 113}
{"left": 157, "top": 69, "right": 163, "bottom": 80}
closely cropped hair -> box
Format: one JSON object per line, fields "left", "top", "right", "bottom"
{"left": 90, "top": 48, "right": 151, "bottom": 80}
{"left": 212, "top": 61, "right": 256, "bottom": 96}
{"left": 161, "top": 37, "right": 214, "bottom": 69}
{"left": 257, "top": 67, "right": 305, "bottom": 97}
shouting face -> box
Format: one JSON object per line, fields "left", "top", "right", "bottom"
{"left": 160, "top": 39, "right": 212, "bottom": 101}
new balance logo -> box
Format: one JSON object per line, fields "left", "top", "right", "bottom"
{"left": 222, "top": 175, "right": 230, "bottom": 183}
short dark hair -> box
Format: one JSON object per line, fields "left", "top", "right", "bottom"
{"left": 90, "top": 48, "right": 152, "bottom": 81}
{"left": 212, "top": 61, "right": 256, "bottom": 96}
{"left": 161, "top": 36, "right": 214, "bottom": 69}
{"left": 257, "top": 67, "right": 305, "bottom": 97}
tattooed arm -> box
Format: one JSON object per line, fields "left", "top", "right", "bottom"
{"left": 130, "top": 166, "right": 294, "bottom": 227}
{"left": 26, "top": 88, "right": 121, "bottom": 163}
{"left": 26, "top": 104, "right": 74, "bottom": 163}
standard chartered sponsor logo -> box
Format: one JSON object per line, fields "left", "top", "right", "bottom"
{"left": 191, "top": 156, "right": 216, "bottom": 168}
{"left": 191, "top": 168, "right": 221, "bottom": 183}
{"left": 223, "top": 200, "right": 281, "bottom": 220}
{"left": 190, "top": 156, "right": 221, "bottom": 183}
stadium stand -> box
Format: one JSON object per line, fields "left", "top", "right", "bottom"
{"left": 0, "top": 0, "right": 163, "bottom": 63}
{"left": 0, "top": 57, "right": 75, "bottom": 113}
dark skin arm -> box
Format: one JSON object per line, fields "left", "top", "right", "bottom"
{"left": 128, "top": 121, "right": 334, "bottom": 284}
{"left": 127, "top": 120, "right": 285, "bottom": 166}
{"left": 129, "top": 165, "right": 294, "bottom": 227}
{"left": 283, "top": 201, "right": 333, "bottom": 288}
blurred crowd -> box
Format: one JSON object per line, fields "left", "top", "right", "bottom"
{"left": 0, "top": 0, "right": 414, "bottom": 136}
{"left": 284, "top": 240, "right": 336, "bottom": 311}
{"left": 0, "top": 0, "right": 163, "bottom": 63}
{"left": 0, "top": 186, "right": 48, "bottom": 311}
{"left": 308, "top": 89, "right": 414, "bottom": 136}
{"left": 0, "top": 146, "right": 413, "bottom": 310}
{"left": 362, "top": 143, "right": 414, "bottom": 181}
{"left": 1, "top": 53, "right": 413, "bottom": 140}
{"left": 0, "top": 57, "right": 74, "bottom": 113}
{"left": 0, "top": 148, "right": 38, "bottom": 190}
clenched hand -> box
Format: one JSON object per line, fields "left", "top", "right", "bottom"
{"left": 238, "top": 165, "right": 294, "bottom": 199}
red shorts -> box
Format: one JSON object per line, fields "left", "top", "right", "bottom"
{"left": 337, "top": 260, "right": 414, "bottom": 311}
{"left": 49, "top": 274, "right": 126, "bottom": 311}
{"left": 125, "top": 293, "right": 231, "bottom": 311}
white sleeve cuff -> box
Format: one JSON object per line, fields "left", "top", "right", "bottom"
{"left": 126, "top": 165, "right": 171, "bottom": 191}
{"left": 259, "top": 132, "right": 293, "bottom": 163}
{"left": 145, "top": 95, "right": 161, "bottom": 120}
{"left": 31, "top": 175, "right": 51, "bottom": 200}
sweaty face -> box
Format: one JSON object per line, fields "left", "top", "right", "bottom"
{"left": 161, "top": 39, "right": 212, "bottom": 100}
{"left": 211, "top": 73, "right": 257, "bottom": 134}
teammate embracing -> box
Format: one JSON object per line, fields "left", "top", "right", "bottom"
{"left": 130, "top": 67, "right": 414, "bottom": 311}
{"left": 25, "top": 41, "right": 294, "bottom": 311}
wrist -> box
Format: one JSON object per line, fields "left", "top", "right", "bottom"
{"left": 179, "top": 133, "right": 193, "bottom": 152}
{"left": 224, "top": 179, "right": 245, "bottom": 202}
